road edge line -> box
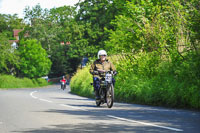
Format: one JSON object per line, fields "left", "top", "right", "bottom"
{"left": 30, "top": 91, "right": 38, "bottom": 99}
{"left": 107, "top": 115, "right": 183, "bottom": 132}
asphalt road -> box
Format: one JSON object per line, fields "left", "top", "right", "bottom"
{"left": 0, "top": 85, "right": 199, "bottom": 133}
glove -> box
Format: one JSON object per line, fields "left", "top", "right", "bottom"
{"left": 113, "top": 71, "right": 117, "bottom": 76}
{"left": 93, "top": 71, "right": 98, "bottom": 75}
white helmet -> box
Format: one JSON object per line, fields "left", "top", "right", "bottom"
{"left": 97, "top": 50, "right": 107, "bottom": 59}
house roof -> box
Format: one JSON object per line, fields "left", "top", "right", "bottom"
{"left": 9, "top": 40, "right": 19, "bottom": 43}
{"left": 13, "top": 29, "right": 23, "bottom": 37}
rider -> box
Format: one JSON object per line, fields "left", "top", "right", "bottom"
{"left": 60, "top": 76, "right": 66, "bottom": 89}
{"left": 89, "top": 50, "right": 117, "bottom": 99}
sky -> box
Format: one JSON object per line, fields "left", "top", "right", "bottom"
{"left": 0, "top": 0, "right": 80, "bottom": 18}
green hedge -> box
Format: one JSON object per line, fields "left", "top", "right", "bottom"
{"left": 0, "top": 75, "right": 49, "bottom": 89}
{"left": 70, "top": 66, "right": 94, "bottom": 98}
{"left": 70, "top": 53, "right": 200, "bottom": 110}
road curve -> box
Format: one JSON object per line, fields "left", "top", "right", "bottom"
{"left": 0, "top": 85, "right": 199, "bottom": 133}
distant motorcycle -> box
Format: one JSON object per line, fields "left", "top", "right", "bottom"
{"left": 95, "top": 71, "right": 115, "bottom": 108}
{"left": 60, "top": 80, "right": 66, "bottom": 90}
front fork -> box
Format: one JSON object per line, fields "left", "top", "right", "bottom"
{"left": 99, "top": 82, "right": 111, "bottom": 101}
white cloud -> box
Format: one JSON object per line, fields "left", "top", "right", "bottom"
{"left": 0, "top": 0, "right": 80, "bottom": 18}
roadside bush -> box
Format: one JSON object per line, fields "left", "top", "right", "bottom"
{"left": 70, "top": 66, "right": 94, "bottom": 98}
{"left": 0, "top": 75, "right": 49, "bottom": 89}
{"left": 112, "top": 52, "right": 200, "bottom": 109}
{"left": 70, "top": 52, "right": 200, "bottom": 110}
{"left": 18, "top": 39, "right": 52, "bottom": 78}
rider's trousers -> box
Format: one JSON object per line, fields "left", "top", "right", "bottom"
{"left": 93, "top": 77, "right": 101, "bottom": 91}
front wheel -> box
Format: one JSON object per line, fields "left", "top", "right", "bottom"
{"left": 63, "top": 84, "right": 66, "bottom": 90}
{"left": 106, "top": 84, "right": 114, "bottom": 108}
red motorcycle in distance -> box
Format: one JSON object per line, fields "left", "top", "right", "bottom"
{"left": 60, "top": 78, "right": 66, "bottom": 90}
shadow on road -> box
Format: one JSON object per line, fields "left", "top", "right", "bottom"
{"left": 13, "top": 105, "right": 200, "bottom": 133}
{"left": 14, "top": 122, "right": 170, "bottom": 133}
{"left": 14, "top": 106, "right": 199, "bottom": 133}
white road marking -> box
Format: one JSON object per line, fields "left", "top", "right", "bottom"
{"left": 59, "top": 104, "right": 88, "bottom": 111}
{"left": 30, "top": 91, "right": 38, "bottom": 99}
{"left": 39, "top": 98, "right": 53, "bottom": 103}
{"left": 30, "top": 90, "right": 87, "bottom": 110}
{"left": 107, "top": 115, "right": 183, "bottom": 132}
{"left": 30, "top": 91, "right": 52, "bottom": 103}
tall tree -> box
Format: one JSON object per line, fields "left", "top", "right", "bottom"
{"left": 23, "top": 4, "right": 55, "bottom": 51}
{"left": 49, "top": 6, "right": 89, "bottom": 76}
{"left": 0, "top": 14, "right": 25, "bottom": 39}
{"left": 0, "top": 33, "right": 19, "bottom": 74}
{"left": 0, "top": 14, "right": 25, "bottom": 75}
{"left": 75, "top": 0, "right": 124, "bottom": 55}
{"left": 18, "top": 39, "right": 52, "bottom": 78}
{"left": 23, "top": 4, "right": 89, "bottom": 77}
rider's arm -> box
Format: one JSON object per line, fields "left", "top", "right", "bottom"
{"left": 110, "top": 62, "right": 117, "bottom": 75}
{"left": 89, "top": 62, "right": 98, "bottom": 75}
{"left": 110, "top": 62, "right": 116, "bottom": 72}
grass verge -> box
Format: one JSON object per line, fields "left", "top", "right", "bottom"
{"left": 0, "top": 75, "right": 50, "bottom": 89}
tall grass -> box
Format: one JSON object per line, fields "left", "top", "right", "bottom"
{"left": 0, "top": 75, "right": 49, "bottom": 89}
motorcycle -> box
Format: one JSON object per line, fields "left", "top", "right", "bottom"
{"left": 60, "top": 80, "right": 66, "bottom": 90}
{"left": 95, "top": 70, "right": 115, "bottom": 108}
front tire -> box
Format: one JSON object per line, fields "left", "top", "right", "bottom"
{"left": 106, "top": 84, "right": 114, "bottom": 108}
{"left": 63, "top": 84, "right": 66, "bottom": 90}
